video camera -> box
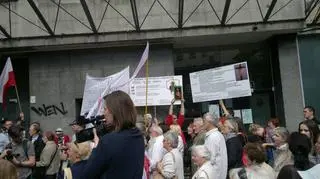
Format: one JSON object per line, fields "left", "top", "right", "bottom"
{"left": 75, "top": 115, "right": 111, "bottom": 143}
{"left": 4, "top": 144, "right": 20, "bottom": 161}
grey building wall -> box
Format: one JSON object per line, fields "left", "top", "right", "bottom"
{"left": 298, "top": 34, "right": 320, "bottom": 119}
{"left": 29, "top": 46, "right": 174, "bottom": 135}
{"left": 278, "top": 36, "right": 304, "bottom": 132}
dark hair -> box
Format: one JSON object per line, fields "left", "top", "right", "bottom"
{"left": 268, "top": 117, "right": 280, "bottom": 127}
{"left": 304, "top": 106, "right": 315, "bottom": 115}
{"left": 31, "top": 122, "right": 41, "bottom": 133}
{"left": 43, "top": 131, "right": 56, "bottom": 141}
{"left": 244, "top": 143, "right": 266, "bottom": 164}
{"left": 8, "top": 126, "right": 23, "bottom": 142}
{"left": 103, "top": 91, "right": 137, "bottom": 132}
{"left": 299, "top": 120, "right": 320, "bottom": 145}
{"left": 289, "top": 132, "right": 313, "bottom": 170}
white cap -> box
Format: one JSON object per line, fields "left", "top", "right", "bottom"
{"left": 56, "top": 128, "right": 63, "bottom": 132}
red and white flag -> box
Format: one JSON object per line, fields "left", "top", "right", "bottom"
{"left": 0, "top": 58, "right": 16, "bottom": 108}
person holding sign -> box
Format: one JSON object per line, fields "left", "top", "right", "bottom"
{"left": 165, "top": 95, "right": 186, "bottom": 145}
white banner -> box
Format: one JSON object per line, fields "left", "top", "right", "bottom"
{"left": 189, "top": 62, "right": 251, "bottom": 103}
{"left": 80, "top": 66, "right": 130, "bottom": 116}
{"left": 130, "top": 75, "right": 183, "bottom": 106}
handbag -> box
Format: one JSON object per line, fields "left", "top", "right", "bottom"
{"left": 153, "top": 152, "right": 178, "bottom": 179}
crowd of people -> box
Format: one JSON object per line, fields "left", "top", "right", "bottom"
{"left": 0, "top": 91, "right": 320, "bottom": 179}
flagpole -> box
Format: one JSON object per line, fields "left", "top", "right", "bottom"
{"left": 14, "top": 85, "right": 22, "bottom": 113}
{"left": 144, "top": 57, "right": 149, "bottom": 115}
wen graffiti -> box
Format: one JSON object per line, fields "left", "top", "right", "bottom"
{"left": 31, "top": 102, "right": 68, "bottom": 116}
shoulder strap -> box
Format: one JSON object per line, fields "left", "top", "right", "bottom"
{"left": 63, "top": 167, "right": 73, "bottom": 179}
{"left": 46, "top": 146, "right": 58, "bottom": 171}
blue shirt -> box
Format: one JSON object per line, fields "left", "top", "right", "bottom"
{"left": 0, "top": 132, "right": 9, "bottom": 153}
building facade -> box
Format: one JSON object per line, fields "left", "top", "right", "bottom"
{"left": 0, "top": 0, "right": 318, "bottom": 134}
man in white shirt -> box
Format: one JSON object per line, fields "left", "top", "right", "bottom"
{"left": 203, "top": 113, "right": 228, "bottom": 179}
{"left": 148, "top": 125, "right": 165, "bottom": 175}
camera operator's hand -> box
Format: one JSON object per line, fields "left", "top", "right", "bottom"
{"left": 93, "top": 128, "right": 99, "bottom": 148}
{"left": 11, "top": 157, "right": 20, "bottom": 166}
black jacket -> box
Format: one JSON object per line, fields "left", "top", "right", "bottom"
{"left": 80, "top": 128, "right": 144, "bottom": 179}
{"left": 32, "top": 135, "right": 46, "bottom": 179}
{"left": 226, "top": 135, "right": 243, "bottom": 170}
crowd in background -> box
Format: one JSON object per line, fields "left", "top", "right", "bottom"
{"left": 0, "top": 91, "right": 320, "bottom": 179}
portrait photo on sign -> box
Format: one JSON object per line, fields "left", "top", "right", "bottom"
{"left": 234, "top": 63, "right": 248, "bottom": 81}
{"left": 174, "top": 86, "right": 182, "bottom": 100}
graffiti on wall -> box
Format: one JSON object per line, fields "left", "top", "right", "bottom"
{"left": 31, "top": 102, "right": 68, "bottom": 116}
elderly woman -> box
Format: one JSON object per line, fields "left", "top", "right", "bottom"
{"left": 272, "top": 127, "right": 293, "bottom": 175}
{"left": 58, "top": 141, "right": 92, "bottom": 179}
{"left": 191, "top": 145, "right": 214, "bottom": 179}
{"left": 222, "top": 119, "right": 243, "bottom": 171}
{"left": 155, "top": 132, "right": 184, "bottom": 179}
{"left": 36, "top": 131, "right": 60, "bottom": 179}
{"left": 229, "top": 143, "right": 276, "bottom": 179}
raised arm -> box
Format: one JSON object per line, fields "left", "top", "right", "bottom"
{"left": 219, "top": 100, "right": 229, "bottom": 117}
{"left": 165, "top": 99, "right": 175, "bottom": 126}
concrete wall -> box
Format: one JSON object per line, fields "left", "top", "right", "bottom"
{"left": 278, "top": 36, "right": 304, "bottom": 132}
{"left": 28, "top": 46, "right": 174, "bottom": 135}
{"left": 0, "top": 0, "right": 305, "bottom": 38}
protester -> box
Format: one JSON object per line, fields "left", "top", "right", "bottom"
{"left": 155, "top": 132, "right": 184, "bottom": 179}
{"left": 28, "top": 122, "right": 46, "bottom": 179}
{"left": 272, "top": 127, "right": 293, "bottom": 176}
{"left": 148, "top": 125, "right": 165, "bottom": 174}
{"left": 191, "top": 117, "right": 206, "bottom": 175}
{"left": 0, "top": 125, "right": 35, "bottom": 179}
{"left": 203, "top": 113, "right": 228, "bottom": 179}
{"left": 310, "top": 133, "right": 320, "bottom": 164}
{"left": 299, "top": 120, "right": 320, "bottom": 155}
{"left": 54, "top": 128, "right": 70, "bottom": 171}
{"left": 304, "top": 106, "right": 319, "bottom": 125}
{"left": 265, "top": 118, "right": 279, "bottom": 166}
{"left": 191, "top": 145, "right": 214, "bottom": 179}
{"left": 169, "top": 124, "right": 184, "bottom": 155}
{"left": 229, "top": 143, "right": 276, "bottom": 179}
{"left": 0, "top": 159, "right": 18, "bottom": 179}
{"left": 0, "top": 119, "right": 11, "bottom": 153}
{"left": 277, "top": 132, "right": 319, "bottom": 179}
{"left": 248, "top": 123, "right": 265, "bottom": 143}
{"left": 57, "top": 142, "right": 92, "bottom": 179}
{"left": 222, "top": 119, "right": 243, "bottom": 172}
{"left": 79, "top": 91, "right": 144, "bottom": 179}
{"left": 165, "top": 97, "right": 186, "bottom": 145}
{"left": 35, "top": 131, "right": 60, "bottom": 179}
{"left": 135, "top": 121, "right": 150, "bottom": 179}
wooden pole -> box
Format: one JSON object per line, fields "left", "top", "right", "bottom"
{"left": 14, "top": 85, "right": 22, "bottom": 113}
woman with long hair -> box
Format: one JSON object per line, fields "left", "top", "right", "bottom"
{"left": 79, "top": 91, "right": 145, "bottom": 179}
{"left": 277, "top": 132, "right": 319, "bottom": 179}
